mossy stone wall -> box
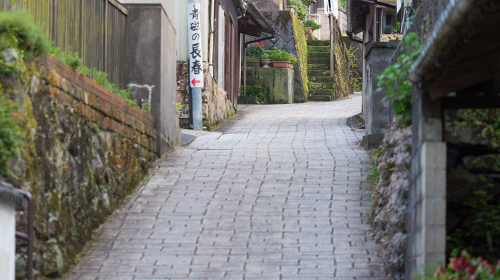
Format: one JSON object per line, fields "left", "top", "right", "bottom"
{"left": 248, "top": 11, "right": 309, "bottom": 102}
{"left": 246, "top": 67, "right": 294, "bottom": 104}
{"left": 3, "top": 58, "right": 157, "bottom": 278}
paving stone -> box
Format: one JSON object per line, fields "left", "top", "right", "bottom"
{"left": 62, "top": 93, "right": 385, "bottom": 279}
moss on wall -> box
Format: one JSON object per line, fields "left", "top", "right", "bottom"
{"left": 2, "top": 64, "right": 156, "bottom": 279}
{"left": 292, "top": 15, "right": 309, "bottom": 102}
{"left": 332, "top": 43, "right": 353, "bottom": 98}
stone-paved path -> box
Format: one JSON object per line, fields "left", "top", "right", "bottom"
{"left": 64, "top": 93, "right": 385, "bottom": 280}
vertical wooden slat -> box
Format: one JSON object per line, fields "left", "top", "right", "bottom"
{"left": 0, "top": 0, "right": 127, "bottom": 88}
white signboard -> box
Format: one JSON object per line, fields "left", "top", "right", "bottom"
{"left": 323, "top": 0, "right": 339, "bottom": 19}
{"left": 331, "top": 0, "right": 339, "bottom": 19}
{"left": 188, "top": 3, "right": 204, "bottom": 88}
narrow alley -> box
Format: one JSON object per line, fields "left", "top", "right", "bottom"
{"left": 65, "top": 93, "right": 385, "bottom": 280}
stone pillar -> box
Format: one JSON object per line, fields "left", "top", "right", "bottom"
{"left": 405, "top": 85, "right": 446, "bottom": 279}
{"left": 126, "top": 3, "right": 181, "bottom": 155}
{"left": 361, "top": 41, "right": 398, "bottom": 149}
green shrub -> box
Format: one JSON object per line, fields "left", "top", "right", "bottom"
{"left": 417, "top": 250, "right": 500, "bottom": 280}
{"left": 246, "top": 45, "right": 263, "bottom": 61}
{"left": 287, "top": 0, "right": 308, "bottom": 19}
{"left": 245, "top": 85, "right": 265, "bottom": 103}
{"left": 91, "top": 69, "right": 137, "bottom": 108}
{"left": 303, "top": 20, "right": 321, "bottom": 30}
{"left": 0, "top": 10, "right": 50, "bottom": 60}
{"left": 0, "top": 91, "right": 20, "bottom": 176}
{"left": 269, "top": 47, "right": 298, "bottom": 64}
{"left": 377, "top": 32, "right": 423, "bottom": 126}
{"left": 51, "top": 47, "right": 82, "bottom": 70}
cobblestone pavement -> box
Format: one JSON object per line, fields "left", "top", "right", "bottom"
{"left": 64, "top": 93, "right": 385, "bottom": 280}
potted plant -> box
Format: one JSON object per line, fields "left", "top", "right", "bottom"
{"left": 261, "top": 50, "right": 273, "bottom": 68}
{"left": 269, "top": 47, "right": 298, "bottom": 68}
{"left": 303, "top": 19, "right": 322, "bottom": 37}
{"left": 245, "top": 45, "right": 263, "bottom": 67}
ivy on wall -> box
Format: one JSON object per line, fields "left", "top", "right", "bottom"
{"left": 376, "top": 32, "right": 423, "bottom": 126}
{"left": 292, "top": 14, "right": 309, "bottom": 101}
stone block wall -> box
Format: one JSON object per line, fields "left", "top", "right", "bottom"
{"left": 247, "top": 11, "right": 309, "bottom": 102}
{"left": 252, "top": 0, "right": 283, "bottom": 10}
{"left": 176, "top": 62, "right": 235, "bottom": 127}
{"left": 7, "top": 56, "right": 157, "bottom": 278}
{"left": 246, "top": 67, "right": 294, "bottom": 104}
{"left": 406, "top": 86, "right": 446, "bottom": 279}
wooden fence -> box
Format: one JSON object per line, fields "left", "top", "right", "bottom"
{"left": 0, "top": 0, "right": 128, "bottom": 88}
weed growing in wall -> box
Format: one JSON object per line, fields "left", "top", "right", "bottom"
{"left": 346, "top": 45, "right": 362, "bottom": 91}
{"left": 92, "top": 69, "right": 136, "bottom": 108}
{"left": 287, "top": 0, "right": 308, "bottom": 19}
{"left": 51, "top": 47, "right": 82, "bottom": 70}
{"left": 368, "top": 119, "right": 412, "bottom": 279}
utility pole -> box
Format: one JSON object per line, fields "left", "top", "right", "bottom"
{"left": 189, "top": 0, "right": 203, "bottom": 130}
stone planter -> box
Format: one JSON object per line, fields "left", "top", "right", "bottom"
{"left": 246, "top": 61, "right": 260, "bottom": 67}
{"left": 261, "top": 58, "right": 272, "bottom": 68}
{"left": 272, "top": 61, "right": 291, "bottom": 68}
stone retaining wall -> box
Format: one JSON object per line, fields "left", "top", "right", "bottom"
{"left": 176, "top": 61, "right": 235, "bottom": 127}
{"left": 6, "top": 57, "right": 157, "bottom": 278}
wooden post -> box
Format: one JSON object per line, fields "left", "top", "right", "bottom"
{"left": 243, "top": 35, "right": 247, "bottom": 97}
{"left": 330, "top": 14, "right": 334, "bottom": 77}
{"left": 104, "top": 0, "right": 108, "bottom": 73}
{"left": 81, "top": 0, "right": 84, "bottom": 65}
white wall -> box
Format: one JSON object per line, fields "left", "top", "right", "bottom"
{"left": 119, "top": 0, "right": 211, "bottom": 62}
{"left": 0, "top": 201, "right": 16, "bottom": 280}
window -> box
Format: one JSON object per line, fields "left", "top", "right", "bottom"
{"left": 385, "top": 14, "right": 392, "bottom": 26}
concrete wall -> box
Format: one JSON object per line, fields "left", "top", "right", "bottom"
{"left": 406, "top": 87, "right": 446, "bottom": 279}
{"left": 246, "top": 67, "right": 294, "bottom": 104}
{"left": 0, "top": 191, "right": 16, "bottom": 280}
{"left": 127, "top": 4, "right": 181, "bottom": 155}
{"left": 362, "top": 41, "right": 398, "bottom": 149}
{"left": 316, "top": 8, "right": 348, "bottom": 40}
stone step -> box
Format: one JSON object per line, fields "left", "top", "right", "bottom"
{"left": 308, "top": 70, "right": 331, "bottom": 77}
{"left": 308, "top": 76, "right": 335, "bottom": 83}
{"left": 307, "top": 64, "right": 330, "bottom": 70}
{"left": 307, "top": 46, "right": 330, "bottom": 53}
{"left": 308, "top": 95, "right": 332, "bottom": 101}
{"left": 308, "top": 57, "right": 330, "bottom": 64}
{"left": 307, "top": 40, "right": 330, "bottom": 46}
{"left": 309, "top": 89, "right": 335, "bottom": 97}
{"left": 308, "top": 52, "right": 329, "bottom": 59}
{"left": 308, "top": 82, "right": 335, "bottom": 89}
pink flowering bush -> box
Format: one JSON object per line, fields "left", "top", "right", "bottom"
{"left": 418, "top": 250, "right": 500, "bottom": 280}
{"left": 368, "top": 118, "right": 412, "bottom": 279}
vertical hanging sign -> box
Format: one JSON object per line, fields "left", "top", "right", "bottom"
{"left": 188, "top": 3, "right": 204, "bottom": 88}
{"left": 331, "top": 0, "right": 339, "bottom": 19}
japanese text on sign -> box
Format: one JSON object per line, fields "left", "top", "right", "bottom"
{"left": 188, "top": 3, "right": 204, "bottom": 88}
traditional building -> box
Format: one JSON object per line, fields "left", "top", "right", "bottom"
{"left": 120, "top": 0, "right": 274, "bottom": 128}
